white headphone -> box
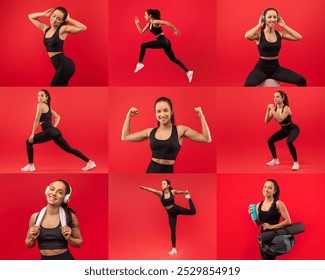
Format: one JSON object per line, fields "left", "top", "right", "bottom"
{"left": 45, "top": 181, "right": 72, "bottom": 203}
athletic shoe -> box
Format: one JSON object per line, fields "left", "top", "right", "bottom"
{"left": 266, "top": 159, "right": 280, "bottom": 166}
{"left": 134, "top": 63, "right": 144, "bottom": 73}
{"left": 185, "top": 192, "right": 191, "bottom": 200}
{"left": 292, "top": 162, "right": 300, "bottom": 171}
{"left": 168, "top": 248, "right": 177, "bottom": 255}
{"left": 82, "top": 161, "right": 96, "bottom": 171}
{"left": 186, "top": 71, "right": 193, "bottom": 83}
{"left": 21, "top": 164, "right": 36, "bottom": 172}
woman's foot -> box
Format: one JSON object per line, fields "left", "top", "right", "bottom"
{"left": 186, "top": 71, "right": 193, "bottom": 83}
{"left": 82, "top": 160, "right": 96, "bottom": 171}
{"left": 168, "top": 248, "right": 177, "bottom": 255}
{"left": 134, "top": 63, "right": 144, "bottom": 73}
{"left": 292, "top": 162, "right": 300, "bottom": 171}
{"left": 21, "top": 164, "right": 36, "bottom": 172}
{"left": 266, "top": 158, "right": 280, "bottom": 166}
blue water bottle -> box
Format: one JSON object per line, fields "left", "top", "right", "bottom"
{"left": 250, "top": 204, "right": 257, "bottom": 221}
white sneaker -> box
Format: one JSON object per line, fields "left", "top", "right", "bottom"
{"left": 134, "top": 63, "right": 144, "bottom": 73}
{"left": 185, "top": 192, "right": 191, "bottom": 200}
{"left": 292, "top": 162, "right": 300, "bottom": 171}
{"left": 21, "top": 164, "right": 36, "bottom": 172}
{"left": 82, "top": 161, "right": 96, "bottom": 171}
{"left": 168, "top": 248, "right": 177, "bottom": 255}
{"left": 186, "top": 71, "right": 193, "bottom": 83}
{"left": 266, "top": 159, "right": 280, "bottom": 166}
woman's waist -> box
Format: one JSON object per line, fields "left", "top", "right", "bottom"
{"left": 260, "top": 56, "right": 279, "bottom": 60}
{"left": 152, "top": 158, "right": 175, "bottom": 165}
{"left": 40, "top": 248, "right": 68, "bottom": 256}
{"left": 48, "top": 51, "right": 64, "bottom": 58}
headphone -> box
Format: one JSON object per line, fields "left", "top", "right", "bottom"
{"left": 45, "top": 181, "right": 72, "bottom": 203}
{"left": 261, "top": 8, "right": 280, "bottom": 22}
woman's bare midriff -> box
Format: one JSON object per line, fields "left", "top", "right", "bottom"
{"left": 40, "top": 248, "right": 68, "bottom": 256}
{"left": 152, "top": 158, "right": 174, "bottom": 165}
{"left": 48, "top": 51, "right": 63, "bottom": 58}
{"left": 260, "top": 56, "right": 278, "bottom": 60}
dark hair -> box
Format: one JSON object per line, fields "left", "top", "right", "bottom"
{"left": 154, "top": 96, "right": 175, "bottom": 126}
{"left": 54, "top": 7, "right": 68, "bottom": 25}
{"left": 266, "top": 178, "right": 280, "bottom": 201}
{"left": 163, "top": 179, "right": 173, "bottom": 190}
{"left": 54, "top": 179, "right": 76, "bottom": 228}
{"left": 276, "top": 90, "right": 289, "bottom": 106}
{"left": 40, "top": 89, "right": 51, "bottom": 108}
{"left": 262, "top": 8, "right": 279, "bottom": 30}
{"left": 147, "top": 9, "right": 161, "bottom": 20}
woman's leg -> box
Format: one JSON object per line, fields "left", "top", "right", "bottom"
{"left": 138, "top": 39, "right": 165, "bottom": 63}
{"left": 267, "top": 129, "right": 287, "bottom": 159}
{"left": 272, "top": 66, "right": 306, "bottom": 87}
{"left": 50, "top": 54, "right": 76, "bottom": 86}
{"left": 286, "top": 127, "right": 300, "bottom": 162}
{"left": 168, "top": 214, "right": 177, "bottom": 248}
{"left": 163, "top": 39, "right": 189, "bottom": 72}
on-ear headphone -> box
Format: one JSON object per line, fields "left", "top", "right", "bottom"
{"left": 45, "top": 181, "right": 72, "bottom": 203}
{"left": 261, "top": 8, "right": 280, "bottom": 22}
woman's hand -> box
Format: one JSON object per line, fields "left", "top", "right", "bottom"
{"left": 127, "top": 107, "right": 139, "bottom": 118}
{"left": 267, "top": 104, "right": 275, "bottom": 110}
{"left": 258, "top": 16, "right": 265, "bottom": 28}
{"left": 277, "top": 16, "right": 286, "bottom": 28}
{"left": 43, "top": 8, "right": 54, "bottom": 17}
{"left": 134, "top": 16, "right": 140, "bottom": 24}
{"left": 194, "top": 107, "right": 204, "bottom": 118}
{"left": 61, "top": 225, "right": 72, "bottom": 241}
{"left": 262, "top": 223, "right": 273, "bottom": 230}
{"left": 248, "top": 205, "right": 253, "bottom": 215}
{"left": 174, "top": 29, "right": 181, "bottom": 36}
{"left": 28, "top": 135, "right": 34, "bottom": 143}
{"left": 29, "top": 225, "right": 40, "bottom": 240}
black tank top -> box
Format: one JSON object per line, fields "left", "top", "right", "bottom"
{"left": 275, "top": 106, "right": 292, "bottom": 126}
{"left": 258, "top": 30, "right": 281, "bottom": 57}
{"left": 149, "top": 23, "right": 163, "bottom": 36}
{"left": 161, "top": 189, "right": 174, "bottom": 207}
{"left": 258, "top": 200, "right": 281, "bottom": 231}
{"left": 149, "top": 125, "right": 181, "bottom": 160}
{"left": 37, "top": 223, "right": 68, "bottom": 250}
{"left": 40, "top": 105, "right": 52, "bottom": 123}
{"left": 44, "top": 26, "right": 64, "bottom": 52}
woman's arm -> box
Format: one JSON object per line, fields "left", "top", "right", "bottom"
{"left": 278, "top": 17, "right": 302, "bottom": 40}
{"left": 50, "top": 109, "right": 60, "bottom": 127}
{"left": 154, "top": 20, "right": 181, "bottom": 36}
{"left": 248, "top": 202, "right": 262, "bottom": 227}
{"left": 179, "top": 107, "right": 212, "bottom": 143}
{"left": 61, "top": 213, "right": 83, "bottom": 248}
{"left": 265, "top": 105, "right": 274, "bottom": 123}
{"left": 121, "top": 107, "right": 151, "bottom": 142}
{"left": 173, "top": 189, "right": 189, "bottom": 195}
{"left": 61, "top": 14, "right": 87, "bottom": 34}
{"left": 134, "top": 17, "right": 150, "bottom": 34}
{"left": 262, "top": 200, "right": 291, "bottom": 230}
{"left": 269, "top": 106, "right": 290, "bottom": 123}
{"left": 28, "top": 8, "right": 54, "bottom": 31}
{"left": 244, "top": 17, "right": 263, "bottom": 41}
{"left": 25, "top": 213, "right": 40, "bottom": 248}
{"left": 29, "top": 104, "right": 43, "bottom": 143}
{"left": 139, "top": 186, "right": 162, "bottom": 197}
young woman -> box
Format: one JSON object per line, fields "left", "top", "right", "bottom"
{"left": 21, "top": 89, "right": 96, "bottom": 172}
{"left": 139, "top": 179, "right": 196, "bottom": 255}
{"left": 134, "top": 9, "right": 193, "bottom": 83}
{"left": 265, "top": 91, "right": 300, "bottom": 171}
{"left": 244, "top": 8, "right": 306, "bottom": 86}
{"left": 248, "top": 179, "right": 291, "bottom": 260}
{"left": 25, "top": 180, "right": 82, "bottom": 260}
{"left": 28, "top": 7, "right": 87, "bottom": 86}
{"left": 121, "top": 96, "right": 212, "bottom": 173}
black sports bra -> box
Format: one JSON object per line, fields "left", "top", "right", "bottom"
{"left": 40, "top": 104, "right": 52, "bottom": 123}
{"left": 258, "top": 30, "right": 282, "bottom": 57}
{"left": 149, "top": 23, "right": 163, "bottom": 36}
{"left": 44, "top": 26, "right": 64, "bottom": 52}
{"left": 161, "top": 189, "right": 174, "bottom": 207}
{"left": 275, "top": 106, "right": 292, "bottom": 126}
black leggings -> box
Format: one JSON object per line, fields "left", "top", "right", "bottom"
{"left": 244, "top": 58, "right": 306, "bottom": 87}
{"left": 41, "top": 249, "right": 74, "bottom": 260}
{"left": 267, "top": 123, "right": 300, "bottom": 162}
{"left": 26, "top": 122, "right": 89, "bottom": 163}
{"left": 139, "top": 35, "right": 189, "bottom": 72}
{"left": 146, "top": 160, "right": 174, "bottom": 173}
{"left": 50, "top": 53, "right": 76, "bottom": 86}
{"left": 166, "top": 199, "right": 196, "bottom": 247}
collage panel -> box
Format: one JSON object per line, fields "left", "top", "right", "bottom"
{"left": 108, "top": 173, "right": 217, "bottom": 260}
{"left": 217, "top": 173, "right": 324, "bottom": 260}
{"left": 0, "top": 173, "right": 108, "bottom": 260}
{"left": 1, "top": 0, "right": 108, "bottom": 86}
{"left": 216, "top": 0, "right": 322, "bottom": 86}
{"left": 216, "top": 87, "right": 325, "bottom": 173}
{"left": 108, "top": 0, "right": 217, "bottom": 86}
{"left": 0, "top": 87, "right": 108, "bottom": 173}
{"left": 108, "top": 87, "right": 217, "bottom": 173}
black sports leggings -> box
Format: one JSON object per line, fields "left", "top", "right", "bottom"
{"left": 267, "top": 123, "right": 300, "bottom": 162}
{"left": 146, "top": 160, "right": 174, "bottom": 173}
{"left": 166, "top": 199, "right": 196, "bottom": 247}
{"left": 50, "top": 53, "right": 76, "bottom": 86}
{"left": 41, "top": 250, "right": 74, "bottom": 260}
{"left": 26, "top": 122, "right": 89, "bottom": 163}
{"left": 244, "top": 58, "right": 306, "bottom": 87}
{"left": 139, "top": 35, "right": 189, "bottom": 72}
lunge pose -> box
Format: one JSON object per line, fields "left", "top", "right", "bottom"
{"left": 21, "top": 89, "right": 96, "bottom": 172}
{"left": 248, "top": 179, "right": 291, "bottom": 260}
{"left": 244, "top": 8, "right": 306, "bottom": 86}
{"left": 134, "top": 9, "right": 193, "bottom": 83}
{"left": 265, "top": 91, "right": 300, "bottom": 171}
{"left": 25, "top": 180, "right": 82, "bottom": 260}
{"left": 139, "top": 179, "right": 196, "bottom": 255}
{"left": 121, "top": 96, "right": 212, "bottom": 173}
{"left": 28, "top": 7, "right": 87, "bottom": 86}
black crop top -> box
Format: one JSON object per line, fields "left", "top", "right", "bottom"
{"left": 275, "top": 106, "right": 292, "bottom": 126}
{"left": 258, "top": 30, "right": 281, "bottom": 57}
{"left": 40, "top": 106, "right": 52, "bottom": 123}
{"left": 161, "top": 189, "right": 174, "bottom": 207}
{"left": 149, "top": 125, "right": 181, "bottom": 160}
{"left": 44, "top": 26, "right": 64, "bottom": 52}
{"left": 37, "top": 222, "right": 68, "bottom": 250}
{"left": 258, "top": 200, "right": 281, "bottom": 232}
{"left": 149, "top": 23, "right": 163, "bottom": 36}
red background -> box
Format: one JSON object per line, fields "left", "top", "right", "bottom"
{"left": 108, "top": 0, "right": 217, "bottom": 86}
{"left": 216, "top": 0, "right": 323, "bottom": 86}
{"left": 217, "top": 174, "right": 324, "bottom": 260}
{"left": 0, "top": 87, "right": 108, "bottom": 173}
{"left": 108, "top": 87, "right": 217, "bottom": 173}
{"left": 216, "top": 87, "right": 325, "bottom": 173}
{"left": 0, "top": 173, "right": 108, "bottom": 260}
{"left": 109, "top": 174, "right": 216, "bottom": 260}
{"left": 1, "top": 0, "right": 108, "bottom": 86}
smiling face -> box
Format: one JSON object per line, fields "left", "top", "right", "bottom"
{"left": 262, "top": 180, "right": 277, "bottom": 198}
{"left": 38, "top": 90, "right": 48, "bottom": 103}
{"left": 264, "top": 9, "right": 278, "bottom": 27}
{"left": 46, "top": 181, "right": 68, "bottom": 205}
{"left": 155, "top": 101, "right": 173, "bottom": 125}
{"left": 50, "top": 9, "right": 65, "bottom": 27}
